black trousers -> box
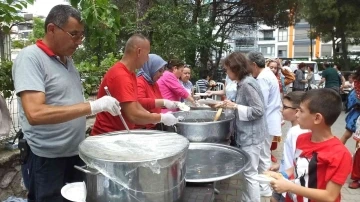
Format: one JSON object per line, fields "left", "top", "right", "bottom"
{"left": 21, "top": 149, "right": 85, "bottom": 202}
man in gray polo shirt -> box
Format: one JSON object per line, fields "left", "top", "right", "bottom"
{"left": 12, "top": 5, "right": 121, "bottom": 202}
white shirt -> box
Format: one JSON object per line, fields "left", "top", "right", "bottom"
{"left": 280, "top": 125, "right": 310, "bottom": 172}
{"left": 225, "top": 75, "right": 237, "bottom": 101}
{"left": 256, "top": 67, "right": 282, "bottom": 136}
{"left": 343, "top": 81, "right": 354, "bottom": 93}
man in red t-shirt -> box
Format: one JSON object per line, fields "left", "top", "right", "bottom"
{"left": 91, "top": 34, "right": 178, "bottom": 135}
{"left": 266, "top": 88, "right": 352, "bottom": 202}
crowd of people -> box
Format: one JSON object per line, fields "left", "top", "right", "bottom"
{"left": 10, "top": 4, "right": 360, "bottom": 202}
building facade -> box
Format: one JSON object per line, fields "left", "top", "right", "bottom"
{"left": 228, "top": 20, "right": 360, "bottom": 59}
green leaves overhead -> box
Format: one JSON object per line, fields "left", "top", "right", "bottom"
{"left": 299, "top": 0, "right": 360, "bottom": 69}
{"left": 0, "top": 60, "right": 14, "bottom": 98}
{"left": 70, "top": 0, "right": 121, "bottom": 61}
{"left": 70, "top": 0, "right": 306, "bottom": 79}
{"left": 0, "top": 0, "right": 34, "bottom": 33}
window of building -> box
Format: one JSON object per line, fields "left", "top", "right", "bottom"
{"left": 235, "top": 37, "right": 255, "bottom": 47}
{"left": 321, "top": 45, "right": 332, "bottom": 57}
{"left": 259, "top": 45, "right": 275, "bottom": 56}
{"left": 294, "top": 45, "right": 309, "bottom": 57}
{"left": 263, "top": 30, "right": 273, "bottom": 38}
{"left": 260, "top": 30, "right": 275, "bottom": 40}
{"left": 278, "top": 29, "right": 288, "bottom": 42}
{"left": 295, "top": 29, "right": 309, "bottom": 40}
{"left": 278, "top": 45, "right": 287, "bottom": 57}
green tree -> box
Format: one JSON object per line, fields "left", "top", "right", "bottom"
{"left": 184, "top": 0, "right": 300, "bottom": 77}
{"left": 299, "top": 0, "right": 360, "bottom": 69}
{"left": 69, "top": 0, "right": 121, "bottom": 65}
{"left": 28, "top": 17, "right": 45, "bottom": 44}
{"left": 69, "top": 0, "right": 301, "bottom": 80}
{"left": 0, "top": 0, "right": 34, "bottom": 60}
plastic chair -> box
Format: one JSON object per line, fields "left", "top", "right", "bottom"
{"left": 195, "top": 81, "right": 201, "bottom": 94}
{"left": 216, "top": 82, "right": 225, "bottom": 91}
{"left": 212, "top": 82, "right": 225, "bottom": 100}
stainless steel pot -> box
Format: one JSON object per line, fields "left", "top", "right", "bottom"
{"left": 78, "top": 132, "right": 189, "bottom": 202}
{"left": 102, "top": 129, "right": 167, "bottom": 135}
{"left": 189, "top": 106, "right": 216, "bottom": 111}
{"left": 75, "top": 165, "right": 185, "bottom": 202}
{"left": 164, "top": 110, "right": 235, "bottom": 143}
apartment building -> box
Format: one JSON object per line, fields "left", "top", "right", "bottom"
{"left": 228, "top": 20, "right": 360, "bottom": 59}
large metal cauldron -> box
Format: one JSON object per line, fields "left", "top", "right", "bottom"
{"left": 77, "top": 130, "right": 189, "bottom": 202}
{"left": 165, "top": 110, "right": 235, "bottom": 143}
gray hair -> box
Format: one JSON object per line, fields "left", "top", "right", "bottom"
{"left": 45, "top": 5, "right": 82, "bottom": 33}
{"left": 248, "top": 51, "right": 265, "bottom": 68}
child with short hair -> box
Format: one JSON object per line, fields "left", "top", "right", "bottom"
{"left": 267, "top": 88, "right": 352, "bottom": 202}
{"left": 270, "top": 91, "right": 309, "bottom": 202}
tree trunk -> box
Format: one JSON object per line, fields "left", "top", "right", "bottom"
{"left": 185, "top": 0, "right": 201, "bottom": 68}
{"left": 199, "top": 0, "right": 217, "bottom": 71}
{"left": 0, "top": 30, "right": 5, "bottom": 62}
{"left": 340, "top": 32, "right": 349, "bottom": 70}
{"left": 331, "top": 32, "right": 337, "bottom": 59}
{"left": 336, "top": 0, "right": 349, "bottom": 70}
{"left": 215, "top": 32, "right": 226, "bottom": 70}
{"left": 136, "top": 0, "right": 151, "bottom": 40}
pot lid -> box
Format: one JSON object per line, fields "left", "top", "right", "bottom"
{"left": 185, "top": 143, "right": 250, "bottom": 183}
{"left": 79, "top": 133, "right": 189, "bottom": 162}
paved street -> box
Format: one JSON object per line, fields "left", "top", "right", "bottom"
{"left": 212, "top": 111, "right": 360, "bottom": 202}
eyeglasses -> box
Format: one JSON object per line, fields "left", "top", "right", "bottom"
{"left": 283, "top": 105, "right": 297, "bottom": 110}
{"left": 54, "top": 23, "right": 85, "bottom": 42}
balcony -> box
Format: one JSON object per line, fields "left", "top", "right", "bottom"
{"left": 258, "top": 37, "right": 275, "bottom": 41}
{"left": 234, "top": 46, "right": 257, "bottom": 52}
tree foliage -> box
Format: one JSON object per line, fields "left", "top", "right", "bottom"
{"left": 0, "top": 0, "right": 34, "bottom": 33}
{"left": 0, "top": 0, "right": 34, "bottom": 61}
{"left": 0, "top": 60, "right": 14, "bottom": 98}
{"left": 70, "top": 0, "right": 301, "bottom": 80}
{"left": 299, "top": 0, "right": 360, "bottom": 69}
{"left": 69, "top": 0, "right": 121, "bottom": 65}
{"left": 28, "top": 17, "right": 45, "bottom": 44}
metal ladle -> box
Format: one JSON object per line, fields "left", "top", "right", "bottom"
{"left": 104, "top": 86, "right": 131, "bottom": 133}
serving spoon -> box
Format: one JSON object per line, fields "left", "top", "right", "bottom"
{"left": 104, "top": 86, "right": 131, "bottom": 133}
{"left": 213, "top": 108, "right": 223, "bottom": 121}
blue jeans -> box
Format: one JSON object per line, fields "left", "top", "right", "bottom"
{"left": 21, "top": 149, "right": 85, "bottom": 202}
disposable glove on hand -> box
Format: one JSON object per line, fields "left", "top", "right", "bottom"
{"left": 160, "top": 113, "right": 179, "bottom": 126}
{"left": 163, "top": 99, "right": 178, "bottom": 109}
{"left": 90, "top": 96, "right": 121, "bottom": 116}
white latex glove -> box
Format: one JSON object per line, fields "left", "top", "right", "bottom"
{"left": 163, "top": 99, "right": 178, "bottom": 109}
{"left": 89, "top": 96, "right": 121, "bottom": 116}
{"left": 160, "top": 113, "right": 179, "bottom": 126}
